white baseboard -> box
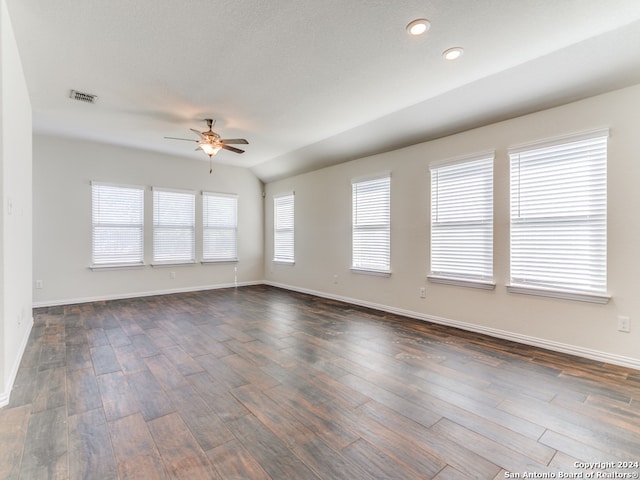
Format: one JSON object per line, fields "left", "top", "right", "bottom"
{"left": 32, "top": 281, "right": 264, "bottom": 308}
{"left": 264, "top": 281, "right": 640, "bottom": 371}
{"left": 0, "top": 316, "right": 34, "bottom": 408}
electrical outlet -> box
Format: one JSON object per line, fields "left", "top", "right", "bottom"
{"left": 170, "top": 271, "right": 176, "bottom": 280}
{"left": 35, "top": 279, "right": 43, "bottom": 289}
{"left": 333, "top": 275, "right": 338, "bottom": 284}
{"left": 419, "top": 287, "right": 426, "bottom": 298}
{"left": 618, "top": 316, "right": 630, "bottom": 333}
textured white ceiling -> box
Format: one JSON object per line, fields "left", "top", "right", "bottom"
{"left": 6, "top": 0, "right": 640, "bottom": 182}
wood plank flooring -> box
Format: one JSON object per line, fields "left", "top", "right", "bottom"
{"left": 2, "top": 285, "right": 639, "bottom": 479}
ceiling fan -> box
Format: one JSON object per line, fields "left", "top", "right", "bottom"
{"left": 165, "top": 119, "right": 248, "bottom": 173}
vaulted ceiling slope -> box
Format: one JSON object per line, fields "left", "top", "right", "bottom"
{"left": 6, "top": 0, "right": 640, "bottom": 182}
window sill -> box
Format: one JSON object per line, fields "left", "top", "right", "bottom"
{"left": 428, "top": 275, "right": 495, "bottom": 290}
{"left": 90, "top": 263, "right": 145, "bottom": 271}
{"left": 506, "top": 284, "right": 610, "bottom": 304}
{"left": 273, "top": 260, "right": 295, "bottom": 265}
{"left": 201, "top": 259, "right": 238, "bottom": 264}
{"left": 151, "top": 261, "right": 196, "bottom": 268}
{"left": 351, "top": 268, "right": 391, "bottom": 278}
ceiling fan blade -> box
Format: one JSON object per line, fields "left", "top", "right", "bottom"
{"left": 165, "top": 136, "right": 199, "bottom": 142}
{"left": 190, "top": 128, "right": 204, "bottom": 138}
{"left": 220, "top": 138, "right": 249, "bottom": 145}
{"left": 221, "top": 144, "right": 245, "bottom": 154}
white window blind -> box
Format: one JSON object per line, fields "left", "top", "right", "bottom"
{"left": 153, "top": 188, "right": 195, "bottom": 264}
{"left": 92, "top": 182, "right": 144, "bottom": 267}
{"left": 274, "top": 193, "right": 294, "bottom": 263}
{"left": 203, "top": 192, "right": 238, "bottom": 262}
{"left": 352, "top": 175, "right": 391, "bottom": 274}
{"left": 430, "top": 155, "right": 494, "bottom": 284}
{"left": 509, "top": 130, "right": 608, "bottom": 296}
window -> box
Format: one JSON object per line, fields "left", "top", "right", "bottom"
{"left": 152, "top": 188, "right": 195, "bottom": 264}
{"left": 352, "top": 175, "right": 391, "bottom": 274}
{"left": 202, "top": 192, "right": 238, "bottom": 262}
{"left": 509, "top": 129, "right": 608, "bottom": 302}
{"left": 430, "top": 154, "right": 494, "bottom": 287}
{"left": 92, "top": 182, "right": 144, "bottom": 267}
{"left": 273, "top": 193, "right": 294, "bottom": 263}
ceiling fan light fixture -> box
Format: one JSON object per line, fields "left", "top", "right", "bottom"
{"left": 406, "top": 19, "right": 430, "bottom": 36}
{"left": 199, "top": 141, "right": 222, "bottom": 157}
{"left": 443, "top": 47, "right": 464, "bottom": 60}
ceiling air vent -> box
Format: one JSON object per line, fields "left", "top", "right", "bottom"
{"left": 69, "top": 90, "right": 98, "bottom": 104}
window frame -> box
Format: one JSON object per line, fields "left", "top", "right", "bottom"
{"left": 152, "top": 187, "right": 196, "bottom": 266}
{"left": 507, "top": 129, "right": 609, "bottom": 304}
{"left": 351, "top": 174, "right": 391, "bottom": 276}
{"left": 273, "top": 192, "right": 295, "bottom": 264}
{"left": 91, "top": 181, "right": 145, "bottom": 269}
{"left": 202, "top": 191, "right": 238, "bottom": 263}
{"left": 428, "top": 153, "right": 495, "bottom": 289}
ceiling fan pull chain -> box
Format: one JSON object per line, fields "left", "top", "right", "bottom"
{"left": 210, "top": 157, "right": 213, "bottom": 174}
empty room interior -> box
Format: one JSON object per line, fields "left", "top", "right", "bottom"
{"left": 1, "top": 1, "right": 640, "bottom": 479}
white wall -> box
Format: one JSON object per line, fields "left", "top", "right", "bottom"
{"left": 32, "top": 135, "right": 264, "bottom": 306}
{"left": 0, "top": 0, "right": 33, "bottom": 407}
{"left": 265, "top": 84, "right": 640, "bottom": 368}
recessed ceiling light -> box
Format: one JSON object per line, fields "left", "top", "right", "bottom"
{"left": 406, "top": 19, "right": 430, "bottom": 36}
{"left": 443, "top": 47, "right": 464, "bottom": 60}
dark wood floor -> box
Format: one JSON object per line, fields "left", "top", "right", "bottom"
{"left": 1, "top": 285, "right": 639, "bottom": 479}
